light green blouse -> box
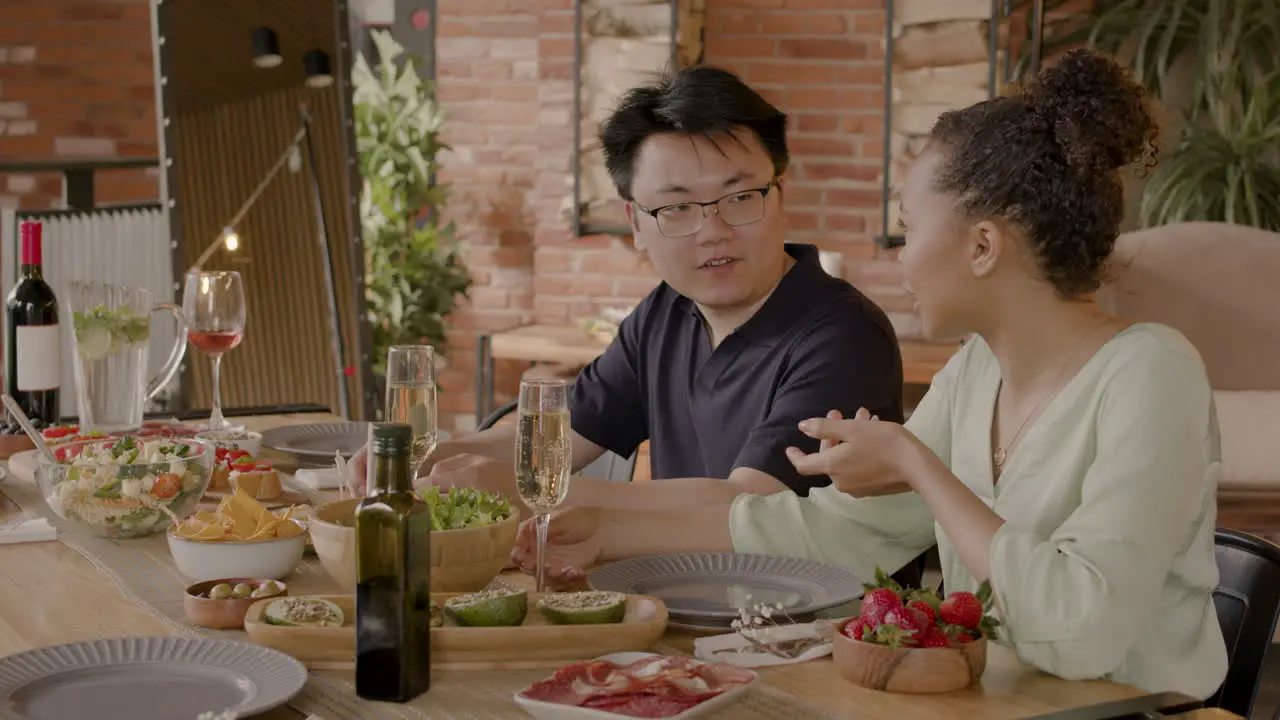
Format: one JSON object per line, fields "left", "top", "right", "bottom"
{"left": 730, "top": 323, "right": 1229, "bottom": 699}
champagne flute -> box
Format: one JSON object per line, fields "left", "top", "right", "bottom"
{"left": 513, "top": 378, "right": 573, "bottom": 593}
{"left": 384, "top": 345, "right": 437, "bottom": 476}
{"left": 182, "top": 271, "right": 245, "bottom": 432}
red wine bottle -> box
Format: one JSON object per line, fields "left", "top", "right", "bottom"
{"left": 5, "top": 221, "right": 61, "bottom": 426}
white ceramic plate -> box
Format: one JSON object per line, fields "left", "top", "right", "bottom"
{"left": 261, "top": 422, "right": 371, "bottom": 461}
{"left": 262, "top": 423, "right": 450, "bottom": 466}
{"left": 0, "top": 636, "right": 306, "bottom": 720}
{"left": 588, "top": 552, "right": 865, "bottom": 628}
{"left": 512, "top": 651, "right": 758, "bottom": 720}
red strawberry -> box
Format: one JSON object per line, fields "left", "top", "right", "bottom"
{"left": 918, "top": 627, "right": 950, "bottom": 648}
{"left": 939, "top": 591, "right": 983, "bottom": 630}
{"left": 841, "top": 619, "right": 868, "bottom": 641}
{"left": 882, "top": 606, "right": 926, "bottom": 643}
{"left": 860, "top": 588, "right": 903, "bottom": 627}
{"left": 908, "top": 600, "right": 936, "bottom": 629}
{"left": 953, "top": 631, "right": 975, "bottom": 644}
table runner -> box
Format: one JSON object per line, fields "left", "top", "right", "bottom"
{"left": 0, "top": 474, "right": 840, "bottom": 720}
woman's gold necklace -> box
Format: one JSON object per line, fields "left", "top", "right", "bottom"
{"left": 992, "top": 319, "right": 1113, "bottom": 471}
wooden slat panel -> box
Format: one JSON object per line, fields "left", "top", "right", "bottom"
{"left": 891, "top": 103, "right": 963, "bottom": 136}
{"left": 893, "top": 20, "right": 1004, "bottom": 70}
{"left": 574, "top": 0, "right": 707, "bottom": 233}
{"left": 893, "top": 0, "right": 993, "bottom": 27}
{"left": 171, "top": 85, "right": 360, "bottom": 416}
{"left": 894, "top": 61, "right": 993, "bottom": 107}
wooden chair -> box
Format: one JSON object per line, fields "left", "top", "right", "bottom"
{"left": 1207, "top": 529, "right": 1280, "bottom": 718}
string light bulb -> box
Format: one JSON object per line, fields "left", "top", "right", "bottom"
{"left": 220, "top": 227, "right": 240, "bottom": 252}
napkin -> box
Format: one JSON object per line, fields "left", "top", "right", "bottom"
{"left": 0, "top": 514, "right": 57, "bottom": 544}
{"left": 292, "top": 467, "right": 345, "bottom": 490}
{"left": 693, "top": 622, "right": 834, "bottom": 668}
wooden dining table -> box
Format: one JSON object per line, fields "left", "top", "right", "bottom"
{"left": 0, "top": 412, "right": 1236, "bottom": 720}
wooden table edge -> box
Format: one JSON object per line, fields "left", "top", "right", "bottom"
{"left": 485, "top": 322, "right": 961, "bottom": 385}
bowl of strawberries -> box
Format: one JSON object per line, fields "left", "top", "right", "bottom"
{"left": 832, "top": 568, "right": 998, "bottom": 694}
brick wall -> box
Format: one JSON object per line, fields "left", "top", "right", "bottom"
{"left": 435, "top": 0, "right": 900, "bottom": 433}
{"left": 4, "top": 0, "right": 902, "bottom": 435}
{"left": 0, "top": 0, "right": 160, "bottom": 210}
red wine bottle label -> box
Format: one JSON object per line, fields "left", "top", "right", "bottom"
{"left": 15, "top": 324, "right": 60, "bottom": 391}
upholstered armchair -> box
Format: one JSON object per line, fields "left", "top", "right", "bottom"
{"left": 1097, "top": 221, "right": 1280, "bottom": 531}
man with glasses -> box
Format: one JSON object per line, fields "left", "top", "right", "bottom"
{"left": 352, "top": 66, "right": 903, "bottom": 514}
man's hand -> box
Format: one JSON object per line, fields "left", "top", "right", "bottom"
{"left": 511, "top": 508, "right": 604, "bottom": 590}
{"left": 345, "top": 444, "right": 370, "bottom": 496}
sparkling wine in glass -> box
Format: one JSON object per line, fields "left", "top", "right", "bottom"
{"left": 383, "top": 345, "right": 437, "bottom": 475}
{"left": 182, "top": 271, "right": 245, "bottom": 432}
{"left": 513, "top": 378, "right": 572, "bottom": 593}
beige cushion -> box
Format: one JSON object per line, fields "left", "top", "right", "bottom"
{"left": 1097, "top": 222, "right": 1280, "bottom": 391}
{"left": 1215, "top": 390, "right": 1280, "bottom": 490}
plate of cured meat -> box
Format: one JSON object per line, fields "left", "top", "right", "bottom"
{"left": 513, "top": 652, "right": 758, "bottom": 719}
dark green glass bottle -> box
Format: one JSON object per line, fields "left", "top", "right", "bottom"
{"left": 355, "top": 423, "right": 432, "bottom": 702}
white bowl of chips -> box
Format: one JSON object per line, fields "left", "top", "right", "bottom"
{"left": 167, "top": 487, "right": 307, "bottom": 581}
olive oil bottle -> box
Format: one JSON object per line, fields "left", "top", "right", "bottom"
{"left": 355, "top": 423, "right": 432, "bottom": 702}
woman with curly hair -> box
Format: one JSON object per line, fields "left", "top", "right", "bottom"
{"left": 512, "top": 47, "right": 1229, "bottom": 698}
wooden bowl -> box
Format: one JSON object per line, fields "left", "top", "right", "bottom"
{"left": 310, "top": 497, "right": 519, "bottom": 593}
{"left": 832, "top": 621, "right": 987, "bottom": 694}
{"left": 431, "top": 513, "right": 519, "bottom": 591}
{"left": 183, "top": 577, "right": 288, "bottom": 629}
{"left": 0, "top": 435, "right": 34, "bottom": 460}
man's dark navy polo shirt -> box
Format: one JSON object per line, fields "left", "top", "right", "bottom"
{"left": 568, "top": 243, "right": 903, "bottom": 495}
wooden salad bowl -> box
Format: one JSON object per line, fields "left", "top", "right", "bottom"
{"left": 310, "top": 497, "right": 519, "bottom": 593}
{"left": 832, "top": 624, "right": 988, "bottom": 694}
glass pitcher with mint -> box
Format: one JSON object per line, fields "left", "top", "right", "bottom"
{"left": 66, "top": 281, "right": 188, "bottom": 432}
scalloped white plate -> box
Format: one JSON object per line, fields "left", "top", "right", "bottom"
{"left": 262, "top": 422, "right": 450, "bottom": 464}
{"left": 261, "top": 422, "right": 371, "bottom": 460}
{"left": 513, "top": 652, "right": 758, "bottom": 720}
{"left": 588, "top": 552, "right": 865, "bottom": 627}
{"left": 0, "top": 636, "right": 307, "bottom": 720}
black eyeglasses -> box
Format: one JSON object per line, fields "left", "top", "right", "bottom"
{"left": 633, "top": 180, "right": 778, "bottom": 238}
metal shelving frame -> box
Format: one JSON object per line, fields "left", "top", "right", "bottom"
{"left": 875, "top": 0, "right": 1047, "bottom": 250}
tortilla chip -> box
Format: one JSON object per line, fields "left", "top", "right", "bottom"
{"left": 170, "top": 487, "right": 301, "bottom": 542}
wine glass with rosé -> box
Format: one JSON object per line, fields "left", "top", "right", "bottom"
{"left": 182, "top": 270, "right": 245, "bottom": 432}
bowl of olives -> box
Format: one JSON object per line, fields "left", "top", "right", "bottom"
{"left": 183, "top": 577, "right": 287, "bottom": 630}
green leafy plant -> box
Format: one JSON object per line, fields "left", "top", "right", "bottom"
{"left": 1007, "top": 0, "right": 1280, "bottom": 231}
{"left": 353, "top": 29, "right": 472, "bottom": 376}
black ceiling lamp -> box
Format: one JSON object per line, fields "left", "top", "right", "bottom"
{"left": 303, "top": 49, "right": 333, "bottom": 88}
{"left": 251, "top": 26, "right": 282, "bottom": 68}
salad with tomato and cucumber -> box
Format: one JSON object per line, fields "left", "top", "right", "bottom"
{"left": 42, "top": 436, "right": 212, "bottom": 539}
{"left": 40, "top": 422, "right": 201, "bottom": 460}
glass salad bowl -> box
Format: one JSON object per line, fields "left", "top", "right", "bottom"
{"left": 37, "top": 436, "right": 214, "bottom": 539}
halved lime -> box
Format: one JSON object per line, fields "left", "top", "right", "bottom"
{"left": 75, "top": 323, "right": 112, "bottom": 360}
{"left": 262, "top": 597, "right": 344, "bottom": 628}
{"left": 537, "top": 590, "right": 627, "bottom": 625}
{"left": 443, "top": 588, "right": 528, "bottom": 627}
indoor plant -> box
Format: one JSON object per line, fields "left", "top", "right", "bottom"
{"left": 352, "top": 29, "right": 472, "bottom": 377}
{"left": 1010, "top": 0, "right": 1280, "bottom": 231}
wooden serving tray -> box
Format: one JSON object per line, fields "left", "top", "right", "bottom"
{"left": 243, "top": 592, "right": 669, "bottom": 670}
